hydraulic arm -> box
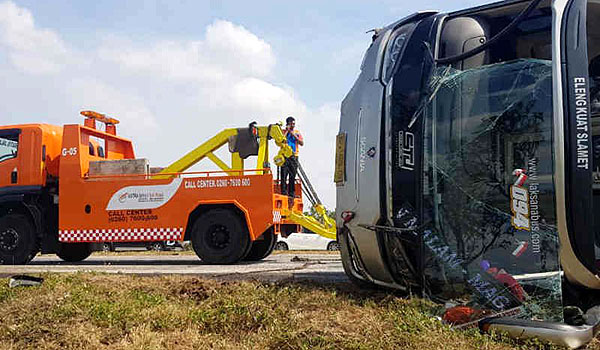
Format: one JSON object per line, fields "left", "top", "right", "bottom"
{"left": 154, "top": 122, "right": 336, "bottom": 240}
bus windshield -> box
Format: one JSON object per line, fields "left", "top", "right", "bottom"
{"left": 423, "top": 59, "right": 561, "bottom": 322}
{"left": 420, "top": 3, "right": 562, "bottom": 324}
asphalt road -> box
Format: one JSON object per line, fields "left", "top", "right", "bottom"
{"left": 0, "top": 252, "right": 348, "bottom": 284}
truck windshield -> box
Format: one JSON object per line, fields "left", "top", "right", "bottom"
{"left": 0, "top": 134, "right": 18, "bottom": 163}
{"left": 420, "top": 4, "right": 563, "bottom": 324}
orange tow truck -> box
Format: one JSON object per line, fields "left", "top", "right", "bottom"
{"left": 0, "top": 111, "right": 334, "bottom": 265}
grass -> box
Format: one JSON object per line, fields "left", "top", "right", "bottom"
{"left": 0, "top": 273, "right": 592, "bottom": 350}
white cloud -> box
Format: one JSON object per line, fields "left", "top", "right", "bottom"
{"left": 0, "top": 1, "right": 68, "bottom": 74}
{"left": 230, "top": 78, "right": 305, "bottom": 118}
{"left": 97, "top": 20, "right": 274, "bottom": 83}
{"left": 98, "top": 39, "right": 227, "bottom": 83}
{"left": 0, "top": 1, "right": 339, "bottom": 208}
{"left": 66, "top": 78, "right": 160, "bottom": 139}
{"left": 298, "top": 103, "right": 340, "bottom": 209}
{"left": 205, "top": 20, "right": 275, "bottom": 78}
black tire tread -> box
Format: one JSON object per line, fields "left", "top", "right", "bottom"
{"left": 0, "top": 213, "right": 37, "bottom": 265}
{"left": 244, "top": 229, "right": 276, "bottom": 261}
{"left": 191, "top": 208, "right": 250, "bottom": 264}
{"left": 56, "top": 243, "right": 92, "bottom": 262}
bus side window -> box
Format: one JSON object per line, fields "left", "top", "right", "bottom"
{"left": 97, "top": 146, "right": 105, "bottom": 158}
{"left": 590, "top": 55, "right": 600, "bottom": 116}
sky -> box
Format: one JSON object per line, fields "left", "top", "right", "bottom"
{"left": 0, "top": 0, "right": 488, "bottom": 208}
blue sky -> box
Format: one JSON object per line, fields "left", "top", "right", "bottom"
{"left": 1, "top": 0, "right": 487, "bottom": 207}
{"left": 14, "top": 0, "right": 486, "bottom": 105}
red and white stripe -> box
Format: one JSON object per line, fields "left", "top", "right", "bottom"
{"left": 512, "top": 241, "right": 529, "bottom": 257}
{"left": 58, "top": 227, "right": 184, "bottom": 242}
{"left": 273, "top": 210, "right": 282, "bottom": 223}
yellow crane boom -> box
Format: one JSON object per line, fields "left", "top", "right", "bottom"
{"left": 154, "top": 122, "right": 336, "bottom": 240}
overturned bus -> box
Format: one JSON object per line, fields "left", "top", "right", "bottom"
{"left": 336, "top": 0, "right": 600, "bottom": 345}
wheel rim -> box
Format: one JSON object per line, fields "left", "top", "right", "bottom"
{"left": 0, "top": 228, "right": 19, "bottom": 252}
{"left": 102, "top": 244, "right": 110, "bottom": 252}
{"left": 152, "top": 243, "right": 163, "bottom": 251}
{"left": 206, "top": 224, "right": 231, "bottom": 250}
{"left": 328, "top": 242, "right": 340, "bottom": 251}
{"left": 276, "top": 242, "right": 287, "bottom": 250}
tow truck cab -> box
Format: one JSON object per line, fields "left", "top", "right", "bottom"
{"left": 337, "top": 0, "right": 600, "bottom": 322}
{"left": 0, "top": 125, "right": 63, "bottom": 189}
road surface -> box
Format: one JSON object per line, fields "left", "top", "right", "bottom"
{"left": 0, "top": 252, "right": 348, "bottom": 283}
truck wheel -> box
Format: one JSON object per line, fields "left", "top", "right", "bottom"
{"left": 244, "top": 228, "right": 276, "bottom": 261}
{"left": 56, "top": 243, "right": 92, "bottom": 262}
{"left": 191, "top": 209, "right": 250, "bottom": 264}
{"left": 0, "top": 214, "right": 37, "bottom": 265}
{"left": 150, "top": 241, "right": 165, "bottom": 251}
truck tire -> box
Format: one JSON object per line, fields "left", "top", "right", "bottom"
{"left": 0, "top": 213, "right": 38, "bottom": 265}
{"left": 102, "top": 243, "right": 115, "bottom": 252}
{"left": 244, "top": 228, "right": 276, "bottom": 261}
{"left": 191, "top": 208, "right": 250, "bottom": 264}
{"left": 56, "top": 243, "right": 92, "bottom": 262}
{"left": 149, "top": 241, "right": 165, "bottom": 251}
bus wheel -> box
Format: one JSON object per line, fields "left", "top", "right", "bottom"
{"left": 191, "top": 208, "right": 250, "bottom": 264}
{"left": 57, "top": 243, "right": 92, "bottom": 262}
{"left": 244, "top": 228, "right": 276, "bottom": 261}
{"left": 0, "top": 214, "right": 37, "bottom": 265}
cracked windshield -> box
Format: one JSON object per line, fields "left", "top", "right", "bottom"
{"left": 421, "top": 11, "right": 560, "bottom": 324}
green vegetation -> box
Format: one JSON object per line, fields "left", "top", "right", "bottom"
{"left": 0, "top": 273, "right": 592, "bottom": 349}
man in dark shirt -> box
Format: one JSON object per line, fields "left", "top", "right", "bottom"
{"left": 281, "top": 116, "right": 304, "bottom": 200}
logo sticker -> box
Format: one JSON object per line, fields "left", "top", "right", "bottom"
{"left": 510, "top": 185, "right": 530, "bottom": 231}
{"left": 398, "top": 131, "right": 415, "bottom": 171}
{"left": 106, "top": 178, "right": 182, "bottom": 210}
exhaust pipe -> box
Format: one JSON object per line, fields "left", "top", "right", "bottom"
{"left": 479, "top": 317, "right": 600, "bottom": 349}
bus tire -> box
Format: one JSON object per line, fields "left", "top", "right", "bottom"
{"left": 56, "top": 243, "right": 92, "bottom": 262}
{"left": 244, "top": 228, "right": 276, "bottom": 261}
{"left": 191, "top": 208, "right": 250, "bottom": 264}
{"left": 0, "top": 213, "right": 38, "bottom": 265}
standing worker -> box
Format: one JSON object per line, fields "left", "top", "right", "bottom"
{"left": 281, "top": 116, "right": 304, "bottom": 202}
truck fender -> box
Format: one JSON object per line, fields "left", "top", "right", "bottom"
{"left": 184, "top": 200, "right": 255, "bottom": 241}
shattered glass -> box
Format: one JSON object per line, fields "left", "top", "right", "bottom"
{"left": 420, "top": 59, "right": 562, "bottom": 324}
